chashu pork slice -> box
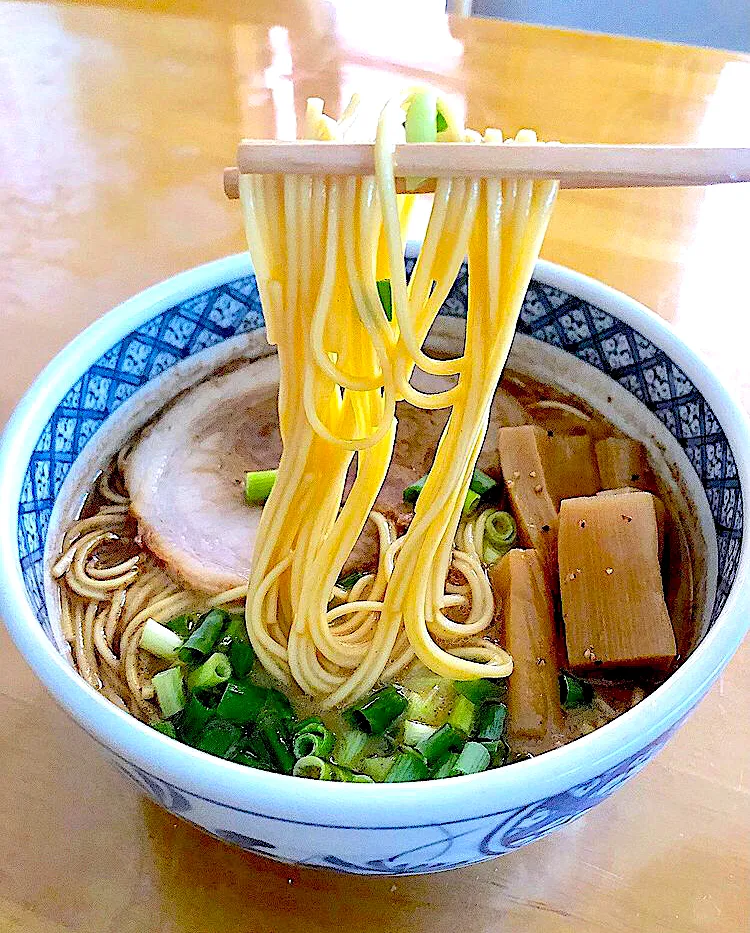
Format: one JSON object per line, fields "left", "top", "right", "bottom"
{"left": 125, "top": 358, "right": 281, "bottom": 595}
{"left": 126, "top": 359, "right": 536, "bottom": 594}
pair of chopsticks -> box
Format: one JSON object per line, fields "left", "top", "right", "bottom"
{"left": 223, "top": 142, "right": 750, "bottom": 198}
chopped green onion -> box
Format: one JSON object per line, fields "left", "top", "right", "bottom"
{"left": 195, "top": 719, "right": 243, "bottom": 758}
{"left": 293, "top": 755, "right": 334, "bottom": 779}
{"left": 257, "top": 711, "right": 296, "bottom": 774}
{"left": 404, "top": 90, "right": 438, "bottom": 190}
{"left": 151, "top": 720, "right": 177, "bottom": 739}
{"left": 292, "top": 719, "right": 336, "bottom": 759}
{"left": 402, "top": 720, "right": 437, "bottom": 748}
{"left": 346, "top": 685, "right": 407, "bottom": 735}
{"left": 263, "top": 687, "right": 296, "bottom": 722}
{"left": 165, "top": 613, "right": 194, "bottom": 639}
{"left": 245, "top": 469, "right": 277, "bottom": 505}
{"left": 240, "top": 730, "right": 276, "bottom": 770}
{"left": 450, "top": 741, "right": 491, "bottom": 776}
{"left": 406, "top": 469, "right": 496, "bottom": 512}
{"left": 483, "top": 510, "right": 517, "bottom": 564}
{"left": 406, "top": 680, "right": 456, "bottom": 725}
{"left": 436, "top": 109, "right": 448, "bottom": 133}
{"left": 462, "top": 489, "right": 481, "bottom": 516}
{"left": 152, "top": 666, "right": 186, "bottom": 719}
{"left": 232, "top": 751, "right": 274, "bottom": 771}
{"left": 179, "top": 694, "right": 213, "bottom": 744}
{"left": 229, "top": 640, "right": 255, "bottom": 678}
{"left": 140, "top": 618, "right": 183, "bottom": 660}
{"left": 333, "top": 728, "right": 369, "bottom": 768}
{"left": 216, "top": 612, "right": 248, "bottom": 651}
{"left": 337, "top": 570, "right": 367, "bottom": 591}
{"left": 360, "top": 755, "right": 396, "bottom": 782}
{"left": 482, "top": 738, "right": 510, "bottom": 766}
{"left": 216, "top": 679, "right": 268, "bottom": 724}
{"left": 448, "top": 694, "right": 477, "bottom": 736}
{"left": 470, "top": 469, "right": 499, "bottom": 498}
{"left": 178, "top": 609, "right": 227, "bottom": 664}
{"left": 403, "top": 473, "right": 428, "bottom": 503}
{"left": 477, "top": 701, "right": 508, "bottom": 741}
{"left": 454, "top": 678, "right": 498, "bottom": 705}
{"left": 376, "top": 279, "right": 393, "bottom": 322}
{"left": 559, "top": 672, "right": 594, "bottom": 709}
{"left": 349, "top": 771, "right": 375, "bottom": 784}
{"left": 384, "top": 748, "right": 428, "bottom": 782}
{"left": 431, "top": 751, "right": 459, "bottom": 779}
{"left": 187, "top": 652, "right": 232, "bottom": 693}
{"left": 416, "top": 722, "right": 464, "bottom": 766}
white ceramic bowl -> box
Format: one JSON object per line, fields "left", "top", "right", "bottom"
{"left": 2, "top": 251, "right": 749, "bottom": 874}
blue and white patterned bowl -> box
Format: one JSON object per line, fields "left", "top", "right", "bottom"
{"left": 2, "top": 250, "right": 750, "bottom": 875}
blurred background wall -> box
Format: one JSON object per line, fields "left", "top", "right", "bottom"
{"left": 468, "top": 0, "right": 750, "bottom": 53}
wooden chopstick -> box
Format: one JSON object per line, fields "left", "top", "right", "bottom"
{"left": 223, "top": 142, "right": 750, "bottom": 198}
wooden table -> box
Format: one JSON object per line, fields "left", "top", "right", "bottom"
{"left": 1, "top": 2, "right": 749, "bottom": 930}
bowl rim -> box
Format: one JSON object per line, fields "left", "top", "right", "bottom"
{"left": 2, "top": 251, "right": 750, "bottom": 827}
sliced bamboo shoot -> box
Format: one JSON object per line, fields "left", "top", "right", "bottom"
{"left": 541, "top": 433, "right": 600, "bottom": 506}
{"left": 559, "top": 491, "right": 676, "bottom": 672}
{"left": 497, "top": 425, "right": 559, "bottom": 591}
{"left": 490, "top": 549, "right": 563, "bottom": 739}
{"left": 596, "top": 486, "right": 666, "bottom": 561}
{"left": 595, "top": 438, "right": 656, "bottom": 492}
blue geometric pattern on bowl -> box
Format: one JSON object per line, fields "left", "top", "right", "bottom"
{"left": 108, "top": 723, "right": 677, "bottom": 873}
{"left": 17, "top": 262, "right": 742, "bottom": 645}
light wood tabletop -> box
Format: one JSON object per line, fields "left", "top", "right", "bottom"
{"left": 1, "top": 2, "right": 749, "bottom": 931}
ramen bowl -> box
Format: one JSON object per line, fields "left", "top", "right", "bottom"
{"left": 1, "top": 250, "right": 749, "bottom": 874}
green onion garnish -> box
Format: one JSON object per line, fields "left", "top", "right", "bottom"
{"left": 187, "top": 652, "right": 232, "bottom": 693}
{"left": 476, "top": 701, "right": 507, "bottom": 741}
{"left": 431, "top": 751, "right": 459, "bottom": 779}
{"left": 447, "top": 693, "right": 477, "bottom": 736}
{"left": 195, "top": 719, "right": 243, "bottom": 758}
{"left": 333, "top": 728, "right": 369, "bottom": 768}
{"left": 337, "top": 570, "right": 367, "bottom": 591}
{"left": 462, "top": 489, "right": 481, "bottom": 516}
{"left": 349, "top": 772, "right": 376, "bottom": 784}
{"left": 450, "top": 741, "right": 491, "bottom": 776}
{"left": 436, "top": 109, "right": 448, "bottom": 133}
{"left": 152, "top": 666, "right": 186, "bottom": 719}
{"left": 384, "top": 748, "right": 428, "bottom": 782}
{"left": 402, "top": 720, "right": 438, "bottom": 748}
{"left": 152, "top": 720, "right": 177, "bottom": 739}
{"left": 404, "top": 90, "right": 438, "bottom": 190}
{"left": 454, "top": 678, "right": 498, "bottom": 705}
{"left": 179, "top": 694, "right": 213, "bottom": 745}
{"left": 360, "top": 755, "right": 396, "bottom": 782}
{"left": 216, "top": 612, "right": 247, "bottom": 650}
{"left": 165, "top": 613, "right": 195, "bottom": 639}
{"left": 178, "top": 608, "right": 227, "bottom": 664}
{"left": 346, "top": 685, "right": 407, "bottom": 735}
{"left": 416, "top": 722, "right": 464, "bottom": 766}
{"left": 292, "top": 719, "right": 336, "bottom": 759}
{"left": 403, "top": 474, "right": 428, "bottom": 503}
{"left": 559, "top": 672, "right": 594, "bottom": 709}
{"left": 376, "top": 279, "right": 393, "bottom": 322}
{"left": 215, "top": 679, "right": 268, "bottom": 724}
{"left": 293, "top": 755, "right": 335, "bottom": 780}
{"left": 244, "top": 469, "right": 277, "bottom": 505}
{"left": 257, "top": 711, "right": 296, "bottom": 774}
{"left": 482, "top": 738, "right": 510, "bottom": 766}
{"left": 229, "top": 639, "right": 255, "bottom": 678}
{"left": 139, "top": 618, "right": 183, "bottom": 660}
{"left": 483, "top": 510, "right": 517, "bottom": 564}
{"left": 232, "top": 751, "right": 274, "bottom": 771}
{"left": 263, "top": 687, "right": 296, "bottom": 722}
{"left": 405, "top": 680, "right": 456, "bottom": 725}
{"left": 469, "top": 469, "right": 498, "bottom": 498}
